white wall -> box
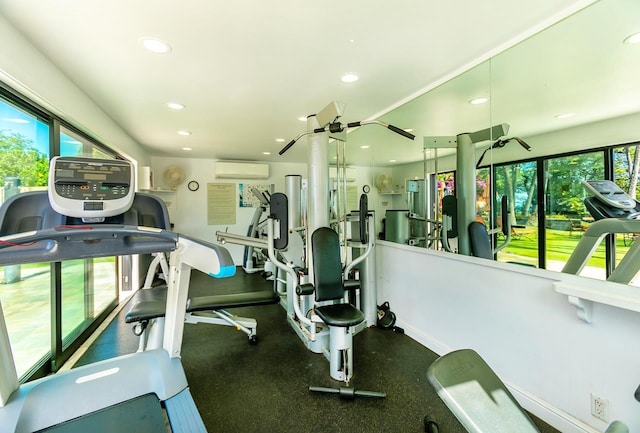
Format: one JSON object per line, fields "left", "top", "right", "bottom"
{"left": 150, "top": 156, "right": 383, "bottom": 264}
{"left": 151, "top": 156, "right": 391, "bottom": 265}
{"left": 0, "top": 16, "right": 148, "bottom": 164}
{"left": 376, "top": 241, "right": 640, "bottom": 432}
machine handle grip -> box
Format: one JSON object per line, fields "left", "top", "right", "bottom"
{"left": 278, "top": 139, "right": 296, "bottom": 155}
{"left": 347, "top": 120, "right": 415, "bottom": 140}
{"left": 387, "top": 124, "right": 415, "bottom": 140}
{"left": 296, "top": 283, "right": 315, "bottom": 295}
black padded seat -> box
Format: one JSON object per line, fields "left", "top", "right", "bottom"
{"left": 125, "top": 300, "right": 167, "bottom": 323}
{"left": 315, "top": 303, "right": 364, "bottom": 327}
{"left": 311, "top": 227, "right": 364, "bottom": 328}
{"left": 188, "top": 291, "right": 279, "bottom": 311}
{"left": 125, "top": 285, "right": 279, "bottom": 323}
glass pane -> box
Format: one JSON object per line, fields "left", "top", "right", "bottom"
{"left": 475, "top": 167, "right": 490, "bottom": 221}
{"left": 59, "top": 128, "right": 118, "bottom": 346}
{"left": 494, "top": 162, "right": 539, "bottom": 266}
{"left": 0, "top": 263, "right": 51, "bottom": 378}
{"left": 0, "top": 96, "right": 51, "bottom": 378}
{"left": 60, "top": 126, "right": 116, "bottom": 159}
{"left": 612, "top": 144, "right": 640, "bottom": 286}
{"left": 544, "top": 152, "right": 605, "bottom": 276}
{"left": 61, "top": 258, "right": 117, "bottom": 344}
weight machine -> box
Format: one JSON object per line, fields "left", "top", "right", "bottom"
{"left": 423, "top": 124, "right": 531, "bottom": 256}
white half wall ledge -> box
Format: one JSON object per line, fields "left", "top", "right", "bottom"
{"left": 553, "top": 280, "right": 640, "bottom": 323}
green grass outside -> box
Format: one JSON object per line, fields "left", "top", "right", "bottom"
{"left": 0, "top": 258, "right": 116, "bottom": 378}
{"left": 501, "top": 227, "right": 630, "bottom": 268}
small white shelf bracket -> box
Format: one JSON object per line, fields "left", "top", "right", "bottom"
{"left": 566, "top": 295, "right": 593, "bottom": 323}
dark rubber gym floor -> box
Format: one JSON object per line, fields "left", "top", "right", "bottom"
{"left": 77, "top": 267, "right": 560, "bottom": 433}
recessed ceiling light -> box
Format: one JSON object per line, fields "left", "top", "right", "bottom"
{"left": 182, "top": 147, "right": 192, "bottom": 151}
{"left": 360, "top": 145, "right": 370, "bottom": 149}
{"left": 177, "top": 130, "right": 191, "bottom": 136}
{"left": 275, "top": 138, "right": 285, "bottom": 142}
{"left": 298, "top": 116, "right": 308, "bottom": 122}
{"left": 167, "top": 102, "right": 185, "bottom": 110}
{"left": 555, "top": 112, "right": 576, "bottom": 119}
{"left": 141, "top": 37, "right": 172, "bottom": 54}
{"left": 263, "top": 152, "right": 271, "bottom": 155}
{"left": 389, "top": 159, "right": 397, "bottom": 163}
{"left": 469, "top": 97, "right": 488, "bottom": 105}
{"left": 623, "top": 32, "right": 640, "bottom": 44}
{"left": 341, "top": 73, "right": 359, "bottom": 83}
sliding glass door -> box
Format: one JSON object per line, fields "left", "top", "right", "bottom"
{"left": 57, "top": 126, "right": 118, "bottom": 365}
{"left": 0, "top": 94, "right": 120, "bottom": 380}
{"left": 494, "top": 161, "right": 539, "bottom": 267}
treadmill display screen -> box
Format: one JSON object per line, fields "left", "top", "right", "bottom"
{"left": 48, "top": 156, "right": 135, "bottom": 219}
{"left": 52, "top": 158, "right": 132, "bottom": 201}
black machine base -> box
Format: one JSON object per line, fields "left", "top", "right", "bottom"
{"left": 309, "top": 386, "right": 386, "bottom": 400}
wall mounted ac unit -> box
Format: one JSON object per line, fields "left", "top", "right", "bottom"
{"left": 215, "top": 161, "right": 270, "bottom": 179}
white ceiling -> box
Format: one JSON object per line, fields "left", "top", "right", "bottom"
{"left": 0, "top": 0, "right": 620, "bottom": 166}
{"left": 347, "top": 0, "right": 640, "bottom": 166}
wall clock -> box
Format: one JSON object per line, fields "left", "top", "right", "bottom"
{"left": 188, "top": 180, "right": 199, "bottom": 191}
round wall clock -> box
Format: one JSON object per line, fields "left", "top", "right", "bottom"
{"left": 188, "top": 180, "right": 199, "bottom": 191}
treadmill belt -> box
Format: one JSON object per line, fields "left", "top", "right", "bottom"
{"left": 37, "top": 393, "right": 169, "bottom": 433}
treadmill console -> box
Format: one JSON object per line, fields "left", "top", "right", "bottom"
{"left": 582, "top": 180, "right": 636, "bottom": 210}
{"left": 48, "top": 156, "right": 134, "bottom": 221}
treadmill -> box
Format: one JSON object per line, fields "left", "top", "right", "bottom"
{"left": 562, "top": 180, "right": 640, "bottom": 283}
{"left": 0, "top": 157, "right": 235, "bottom": 432}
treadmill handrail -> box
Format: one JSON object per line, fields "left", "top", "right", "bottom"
{"left": 0, "top": 225, "right": 178, "bottom": 265}
{"left": 562, "top": 218, "right": 640, "bottom": 282}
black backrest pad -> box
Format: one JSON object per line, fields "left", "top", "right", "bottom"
{"left": 500, "top": 195, "right": 508, "bottom": 236}
{"left": 468, "top": 221, "right": 493, "bottom": 259}
{"left": 442, "top": 195, "right": 458, "bottom": 238}
{"left": 311, "top": 227, "right": 344, "bottom": 302}
{"left": 359, "top": 193, "right": 368, "bottom": 244}
{"left": 270, "top": 192, "right": 288, "bottom": 250}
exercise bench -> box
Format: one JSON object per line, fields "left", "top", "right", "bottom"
{"left": 125, "top": 273, "right": 280, "bottom": 347}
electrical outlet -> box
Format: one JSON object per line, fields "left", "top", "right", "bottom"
{"left": 591, "top": 393, "right": 609, "bottom": 422}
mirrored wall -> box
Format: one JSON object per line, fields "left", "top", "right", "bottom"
{"left": 343, "top": 0, "right": 640, "bottom": 280}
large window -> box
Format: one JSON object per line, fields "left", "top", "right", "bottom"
{"left": 0, "top": 96, "right": 51, "bottom": 378}
{"left": 59, "top": 126, "right": 118, "bottom": 352}
{"left": 494, "top": 161, "right": 539, "bottom": 267}
{"left": 612, "top": 144, "right": 640, "bottom": 284}
{"left": 472, "top": 145, "right": 640, "bottom": 283}
{"left": 0, "top": 91, "right": 120, "bottom": 380}
{"left": 544, "top": 152, "right": 605, "bottom": 276}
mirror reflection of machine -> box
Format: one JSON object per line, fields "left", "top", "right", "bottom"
{"left": 243, "top": 187, "right": 273, "bottom": 274}
{"left": 421, "top": 124, "right": 532, "bottom": 255}
{"left": 407, "top": 179, "right": 426, "bottom": 246}
{"left": 562, "top": 179, "right": 640, "bottom": 283}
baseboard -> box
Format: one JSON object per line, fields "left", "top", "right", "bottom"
{"left": 397, "top": 318, "right": 601, "bottom": 433}
{"left": 510, "top": 384, "right": 601, "bottom": 433}
{"left": 395, "top": 318, "right": 450, "bottom": 356}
